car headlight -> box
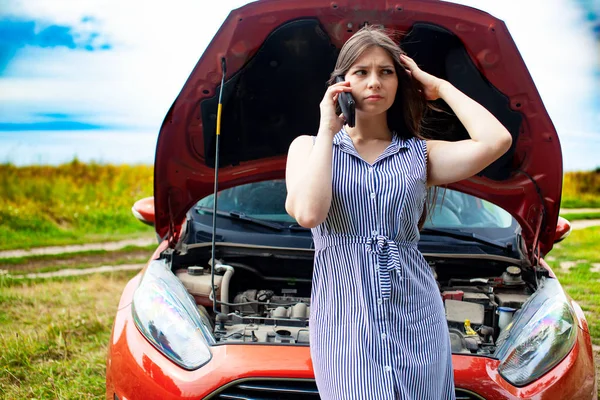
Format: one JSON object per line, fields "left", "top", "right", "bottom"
{"left": 496, "top": 279, "right": 577, "bottom": 387}
{"left": 132, "top": 259, "right": 213, "bottom": 370}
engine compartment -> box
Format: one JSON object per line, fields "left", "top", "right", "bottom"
{"left": 171, "top": 249, "right": 535, "bottom": 356}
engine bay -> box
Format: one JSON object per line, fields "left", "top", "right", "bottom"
{"left": 172, "top": 251, "right": 535, "bottom": 356}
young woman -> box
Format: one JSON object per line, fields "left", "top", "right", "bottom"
{"left": 285, "top": 25, "right": 512, "bottom": 399}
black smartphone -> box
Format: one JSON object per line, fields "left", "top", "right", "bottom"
{"left": 335, "top": 76, "right": 355, "bottom": 127}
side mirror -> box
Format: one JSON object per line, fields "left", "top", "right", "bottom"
{"left": 554, "top": 216, "right": 571, "bottom": 244}
{"left": 132, "top": 197, "right": 155, "bottom": 226}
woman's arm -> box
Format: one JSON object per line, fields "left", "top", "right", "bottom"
{"left": 285, "top": 81, "right": 352, "bottom": 228}
{"left": 285, "top": 133, "right": 334, "bottom": 228}
{"left": 400, "top": 55, "right": 513, "bottom": 187}
{"left": 425, "top": 81, "right": 512, "bottom": 186}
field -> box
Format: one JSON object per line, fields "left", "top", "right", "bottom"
{"left": 546, "top": 227, "right": 600, "bottom": 341}
{"left": 1, "top": 163, "right": 599, "bottom": 251}
{"left": 560, "top": 211, "right": 600, "bottom": 221}
{"left": 0, "top": 270, "right": 137, "bottom": 398}
{"left": 0, "top": 161, "right": 154, "bottom": 251}
{"left": 562, "top": 170, "right": 600, "bottom": 209}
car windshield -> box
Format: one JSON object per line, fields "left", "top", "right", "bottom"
{"left": 196, "top": 179, "right": 518, "bottom": 237}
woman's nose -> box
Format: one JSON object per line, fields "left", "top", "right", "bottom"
{"left": 367, "top": 73, "right": 381, "bottom": 89}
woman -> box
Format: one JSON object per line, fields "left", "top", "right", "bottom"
{"left": 285, "top": 25, "right": 512, "bottom": 400}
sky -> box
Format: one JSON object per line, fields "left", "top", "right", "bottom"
{"left": 0, "top": 0, "right": 598, "bottom": 170}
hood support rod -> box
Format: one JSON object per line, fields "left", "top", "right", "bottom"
{"left": 516, "top": 169, "right": 547, "bottom": 267}
{"left": 211, "top": 57, "right": 227, "bottom": 316}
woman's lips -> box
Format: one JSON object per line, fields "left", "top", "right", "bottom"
{"left": 365, "top": 95, "right": 383, "bottom": 101}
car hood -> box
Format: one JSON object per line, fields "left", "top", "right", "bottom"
{"left": 154, "top": 0, "right": 562, "bottom": 262}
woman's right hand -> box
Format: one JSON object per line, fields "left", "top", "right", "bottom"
{"left": 319, "top": 80, "right": 353, "bottom": 135}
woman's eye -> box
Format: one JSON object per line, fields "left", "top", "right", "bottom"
{"left": 382, "top": 69, "right": 394, "bottom": 75}
{"left": 354, "top": 70, "right": 366, "bottom": 76}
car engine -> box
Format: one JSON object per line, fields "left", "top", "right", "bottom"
{"left": 174, "top": 257, "right": 534, "bottom": 355}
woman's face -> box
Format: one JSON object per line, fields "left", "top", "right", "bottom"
{"left": 344, "top": 45, "right": 398, "bottom": 117}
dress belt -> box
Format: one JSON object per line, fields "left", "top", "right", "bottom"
{"left": 312, "top": 234, "right": 417, "bottom": 299}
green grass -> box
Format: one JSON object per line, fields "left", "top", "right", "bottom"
{"left": 562, "top": 170, "right": 600, "bottom": 208}
{"left": 547, "top": 226, "right": 600, "bottom": 345}
{"left": 1, "top": 162, "right": 599, "bottom": 249}
{"left": 0, "top": 270, "right": 138, "bottom": 399}
{"left": 561, "top": 197, "right": 600, "bottom": 209}
{"left": 0, "top": 160, "right": 154, "bottom": 251}
{"left": 548, "top": 226, "right": 600, "bottom": 263}
{"left": 556, "top": 263, "right": 600, "bottom": 342}
{"left": 559, "top": 212, "right": 600, "bottom": 221}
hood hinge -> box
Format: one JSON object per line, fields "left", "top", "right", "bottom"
{"left": 167, "top": 192, "right": 179, "bottom": 249}
{"left": 529, "top": 206, "right": 546, "bottom": 266}
{"left": 517, "top": 169, "right": 547, "bottom": 267}
{"left": 517, "top": 170, "right": 546, "bottom": 269}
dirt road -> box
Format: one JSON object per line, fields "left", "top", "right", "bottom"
{"left": 0, "top": 236, "right": 156, "bottom": 259}
{"left": 560, "top": 208, "right": 600, "bottom": 214}
{"left": 571, "top": 219, "right": 600, "bottom": 230}
{"left": 5, "top": 263, "right": 145, "bottom": 279}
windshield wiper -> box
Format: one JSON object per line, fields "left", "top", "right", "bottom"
{"left": 287, "top": 223, "right": 310, "bottom": 231}
{"left": 420, "top": 227, "right": 510, "bottom": 252}
{"left": 196, "top": 207, "right": 284, "bottom": 231}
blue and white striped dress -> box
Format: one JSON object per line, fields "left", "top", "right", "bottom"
{"left": 309, "top": 129, "right": 455, "bottom": 399}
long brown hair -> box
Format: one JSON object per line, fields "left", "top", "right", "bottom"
{"left": 328, "top": 25, "right": 441, "bottom": 229}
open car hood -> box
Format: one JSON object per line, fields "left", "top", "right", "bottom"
{"left": 154, "top": 0, "right": 562, "bottom": 262}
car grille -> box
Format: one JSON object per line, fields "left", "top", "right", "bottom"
{"left": 209, "top": 378, "right": 485, "bottom": 399}
{"left": 212, "top": 379, "right": 319, "bottom": 399}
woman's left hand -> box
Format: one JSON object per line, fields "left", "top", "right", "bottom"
{"left": 400, "top": 54, "right": 446, "bottom": 101}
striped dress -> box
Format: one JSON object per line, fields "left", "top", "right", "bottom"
{"left": 309, "top": 129, "right": 455, "bottom": 399}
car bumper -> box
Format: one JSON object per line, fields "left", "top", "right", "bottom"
{"left": 106, "top": 276, "right": 597, "bottom": 400}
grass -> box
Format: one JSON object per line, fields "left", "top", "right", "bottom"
{"left": 0, "top": 270, "right": 138, "bottom": 399}
{"left": 559, "top": 212, "right": 600, "bottom": 221}
{"left": 562, "top": 170, "right": 600, "bottom": 209}
{"left": 547, "top": 226, "right": 600, "bottom": 345}
{"left": 562, "top": 196, "right": 600, "bottom": 209}
{"left": 0, "top": 160, "right": 154, "bottom": 251}
{"left": 561, "top": 212, "right": 600, "bottom": 221}
{"left": 1, "top": 162, "right": 599, "bottom": 251}
{"left": 548, "top": 226, "right": 600, "bottom": 263}
{"left": 558, "top": 265, "right": 600, "bottom": 342}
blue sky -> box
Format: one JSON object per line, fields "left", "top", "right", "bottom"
{"left": 0, "top": 0, "right": 598, "bottom": 170}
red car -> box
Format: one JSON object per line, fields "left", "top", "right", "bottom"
{"left": 106, "top": 0, "right": 598, "bottom": 399}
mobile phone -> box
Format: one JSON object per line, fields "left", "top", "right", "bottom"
{"left": 335, "top": 76, "right": 355, "bottom": 127}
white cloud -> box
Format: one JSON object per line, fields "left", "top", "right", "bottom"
{"left": 446, "top": 0, "right": 599, "bottom": 133}
{"left": 0, "top": 0, "right": 255, "bottom": 130}
{"left": 2, "top": 0, "right": 254, "bottom": 49}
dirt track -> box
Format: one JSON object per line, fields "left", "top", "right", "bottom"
{"left": 5, "top": 263, "right": 145, "bottom": 279}
{"left": 571, "top": 219, "right": 600, "bottom": 230}
{"left": 0, "top": 236, "right": 156, "bottom": 259}
{"left": 560, "top": 208, "right": 600, "bottom": 214}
